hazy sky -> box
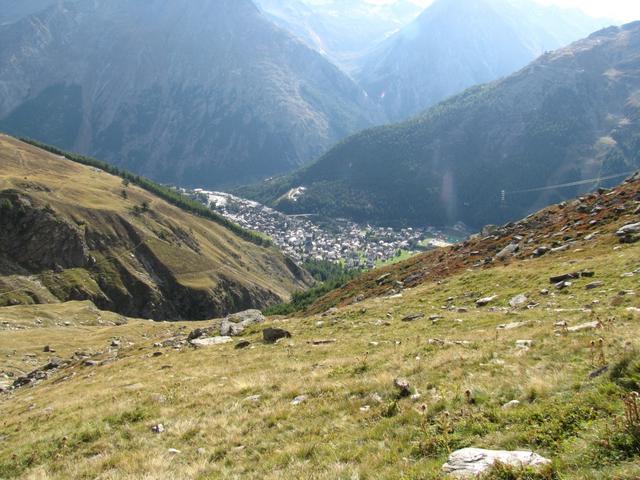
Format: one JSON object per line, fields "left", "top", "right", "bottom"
{"left": 366, "top": 0, "right": 640, "bottom": 22}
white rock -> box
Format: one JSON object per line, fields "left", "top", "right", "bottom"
{"left": 167, "top": 448, "right": 181, "bottom": 455}
{"left": 502, "top": 400, "right": 521, "bottom": 409}
{"left": 497, "top": 321, "right": 530, "bottom": 331}
{"left": 291, "top": 395, "right": 307, "bottom": 405}
{"left": 567, "top": 321, "right": 601, "bottom": 333}
{"left": 516, "top": 340, "right": 534, "bottom": 349}
{"left": 617, "top": 222, "right": 640, "bottom": 236}
{"left": 190, "top": 336, "right": 233, "bottom": 347}
{"left": 442, "top": 448, "right": 550, "bottom": 478}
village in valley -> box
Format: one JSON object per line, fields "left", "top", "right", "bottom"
{"left": 188, "top": 189, "right": 456, "bottom": 268}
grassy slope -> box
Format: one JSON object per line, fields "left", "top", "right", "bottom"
{"left": 0, "top": 135, "right": 310, "bottom": 312}
{"left": 1, "top": 222, "right": 639, "bottom": 478}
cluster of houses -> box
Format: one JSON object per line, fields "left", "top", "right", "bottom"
{"left": 189, "top": 189, "right": 452, "bottom": 268}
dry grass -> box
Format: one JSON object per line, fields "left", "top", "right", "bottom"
{"left": 1, "top": 233, "right": 639, "bottom": 478}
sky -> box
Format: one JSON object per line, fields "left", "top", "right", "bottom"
{"left": 364, "top": 0, "right": 640, "bottom": 22}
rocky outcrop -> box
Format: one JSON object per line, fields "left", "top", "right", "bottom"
{"left": 0, "top": 190, "right": 90, "bottom": 273}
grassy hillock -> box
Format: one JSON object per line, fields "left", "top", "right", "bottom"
{"left": 1, "top": 178, "right": 638, "bottom": 478}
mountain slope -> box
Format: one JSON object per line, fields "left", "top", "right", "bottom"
{"left": 0, "top": 134, "right": 312, "bottom": 320}
{"left": 255, "top": 0, "right": 424, "bottom": 72}
{"left": 2, "top": 175, "right": 639, "bottom": 479}
{"left": 0, "top": 0, "right": 380, "bottom": 188}
{"left": 306, "top": 171, "right": 640, "bottom": 314}
{"left": 356, "top": 0, "right": 610, "bottom": 121}
{"left": 242, "top": 22, "right": 640, "bottom": 229}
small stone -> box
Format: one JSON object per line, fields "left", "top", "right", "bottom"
{"left": 152, "top": 423, "right": 165, "bottom": 434}
{"left": 401, "top": 313, "right": 425, "bottom": 322}
{"left": 476, "top": 295, "right": 498, "bottom": 307}
{"left": 555, "top": 280, "right": 572, "bottom": 290}
{"left": 110, "top": 339, "right": 121, "bottom": 348}
{"left": 291, "top": 395, "right": 307, "bottom": 405}
{"left": 516, "top": 340, "right": 534, "bottom": 349}
{"left": 586, "top": 281, "right": 604, "bottom": 290}
{"left": 167, "top": 448, "right": 181, "bottom": 454}
{"left": 83, "top": 360, "right": 99, "bottom": 367}
{"left": 502, "top": 400, "right": 521, "bottom": 409}
{"left": 152, "top": 351, "right": 163, "bottom": 357}
{"left": 235, "top": 340, "right": 251, "bottom": 350}
{"left": 244, "top": 395, "right": 261, "bottom": 402}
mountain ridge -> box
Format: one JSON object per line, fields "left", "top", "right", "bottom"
{"left": 0, "top": 0, "right": 381, "bottom": 188}
{"left": 240, "top": 21, "right": 640, "bottom": 229}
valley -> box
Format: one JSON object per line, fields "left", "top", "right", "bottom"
{"left": 188, "top": 189, "right": 457, "bottom": 268}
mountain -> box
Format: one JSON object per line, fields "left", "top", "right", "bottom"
{"left": 0, "top": 134, "right": 312, "bottom": 320}
{"left": 241, "top": 22, "right": 640, "bottom": 229}
{"left": 0, "top": 0, "right": 62, "bottom": 24}
{"left": 255, "top": 0, "right": 425, "bottom": 72}
{"left": 355, "top": 0, "right": 611, "bottom": 121}
{"left": 0, "top": 0, "right": 380, "bottom": 188}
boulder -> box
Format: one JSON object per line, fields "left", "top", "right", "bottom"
{"left": 220, "top": 309, "right": 265, "bottom": 337}
{"left": 263, "top": 328, "right": 291, "bottom": 343}
{"left": 442, "top": 448, "right": 550, "bottom": 478}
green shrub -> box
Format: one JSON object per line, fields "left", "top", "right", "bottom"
{"left": 481, "top": 462, "right": 558, "bottom": 480}
{"left": 610, "top": 352, "right": 640, "bottom": 391}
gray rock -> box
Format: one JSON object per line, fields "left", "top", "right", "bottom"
{"left": 585, "top": 281, "right": 605, "bottom": 290}
{"left": 221, "top": 309, "right": 265, "bottom": 337}
{"left": 235, "top": 340, "right": 251, "bottom": 350}
{"left": 442, "top": 448, "right": 550, "bottom": 478}
{"left": 567, "top": 321, "right": 601, "bottom": 333}
{"left": 401, "top": 313, "right": 425, "bottom": 322}
{"left": 476, "top": 295, "right": 498, "bottom": 307}
{"left": 263, "top": 328, "right": 292, "bottom": 343}
{"left": 496, "top": 243, "right": 519, "bottom": 260}
{"left": 508, "top": 294, "right": 528, "bottom": 308}
{"left": 617, "top": 222, "right": 640, "bottom": 236}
